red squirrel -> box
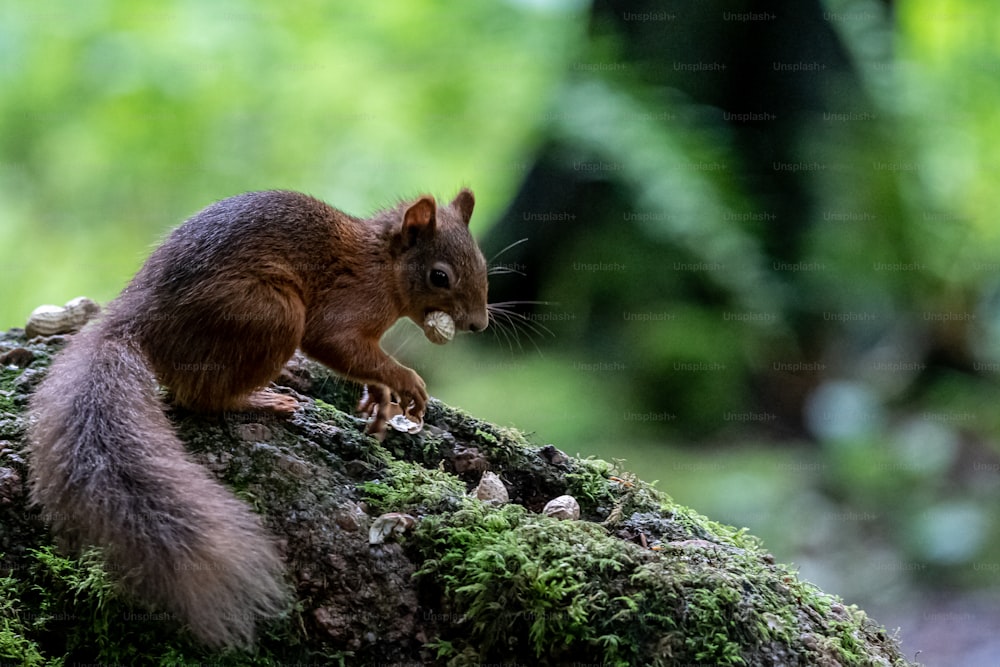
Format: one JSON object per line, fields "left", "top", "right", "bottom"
{"left": 27, "top": 189, "right": 489, "bottom": 647}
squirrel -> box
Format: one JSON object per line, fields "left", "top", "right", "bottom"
{"left": 26, "top": 189, "right": 489, "bottom": 648}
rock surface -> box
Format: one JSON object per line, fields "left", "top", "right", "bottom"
{"left": 0, "top": 327, "right": 916, "bottom": 666}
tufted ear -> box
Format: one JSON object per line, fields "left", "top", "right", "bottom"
{"left": 401, "top": 196, "right": 436, "bottom": 246}
{"left": 451, "top": 188, "right": 475, "bottom": 226}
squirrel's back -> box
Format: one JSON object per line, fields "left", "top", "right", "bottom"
{"left": 123, "top": 190, "right": 348, "bottom": 309}
{"left": 106, "top": 190, "right": 351, "bottom": 412}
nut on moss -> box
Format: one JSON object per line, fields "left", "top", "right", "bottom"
{"left": 543, "top": 494, "right": 580, "bottom": 520}
{"left": 25, "top": 296, "right": 100, "bottom": 338}
{"left": 369, "top": 512, "right": 416, "bottom": 545}
{"left": 473, "top": 471, "right": 508, "bottom": 505}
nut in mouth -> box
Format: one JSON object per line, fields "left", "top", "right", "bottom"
{"left": 423, "top": 310, "right": 456, "bottom": 345}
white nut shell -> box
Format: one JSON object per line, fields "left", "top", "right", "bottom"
{"left": 379, "top": 400, "right": 423, "bottom": 434}
{"left": 423, "top": 311, "right": 455, "bottom": 344}
{"left": 473, "top": 471, "right": 509, "bottom": 505}
{"left": 368, "top": 512, "right": 416, "bottom": 545}
{"left": 25, "top": 296, "right": 100, "bottom": 338}
{"left": 387, "top": 412, "right": 423, "bottom": 434}
{"left": 542, "top": 495, "right": 580, "bottom": 520}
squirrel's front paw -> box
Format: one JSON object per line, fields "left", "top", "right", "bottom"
{"left": 394, "top": 369, "right": 428, "bottom": 422}
{"left": 358, "top": 372, "right": 427, "bottom": 437}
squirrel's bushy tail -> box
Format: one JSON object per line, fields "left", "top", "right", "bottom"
{"left": 27, "top": 324, "right": 287, "bottom": 648}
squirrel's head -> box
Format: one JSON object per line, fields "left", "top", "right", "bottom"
{"left": 391, "top": 189, "right": 489, "bottom": 344}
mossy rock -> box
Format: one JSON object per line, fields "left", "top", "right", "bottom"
{"left": 0, "top": 328, "right": 916, "bottom": 666}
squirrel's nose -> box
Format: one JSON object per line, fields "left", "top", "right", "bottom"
{"left": 467, "top": 310, "right": 489, "bottom": 333}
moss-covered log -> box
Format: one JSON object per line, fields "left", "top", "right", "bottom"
{"left": 0, "top": 328, "right": 915, "bottom": 666}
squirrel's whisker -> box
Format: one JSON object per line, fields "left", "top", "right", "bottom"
{"left": 487, "top": 237, "right": 528, "bottom": 265}
{"left": 486, "top": 302, "right": 553, "bottom": 354}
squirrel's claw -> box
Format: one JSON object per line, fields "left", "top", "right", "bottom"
{"left": 359, "top": 384, "right": 391, "bottom": 437}
{"left": 359, "top": 384, "right": 425, "bottom": 437}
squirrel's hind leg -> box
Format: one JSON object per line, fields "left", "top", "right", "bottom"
{"left": 240, "top": 390, "right": 299, "bottom": 415}
{"left": 151, "top": 279, "right": 307, "bottom": 414}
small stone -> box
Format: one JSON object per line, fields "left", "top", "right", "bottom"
{"left": 539, "top": 444, "right": 570, "bottom": 465}
{"left": 0, "top": 347, "right": 34, "bottom": 367}
{"left": 0, "top": 467, "right": 23, "bottom": 505}
{"left": 473, "top": 471, "right": 509, "bottom": 505}
{"left": 333, "top": 502, "right": 367, "bottom": 532}
{"left": 453, "top": 445, "right": 488, "bottom": 473}
{"left": 273, "top": 452, "right": 311, "bottom": 479}
{"left": 543, "top": 495, "right": 580, "bottom": 520}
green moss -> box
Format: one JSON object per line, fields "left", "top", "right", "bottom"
{"left": 683, "top": 585, "right": 746, "bottom": 665}
{"left": 3, "top": 335, "right": 915, "bottom": 665}
{"left": 0, "top": 628, "right": 49, "bottom": 667}
{"left": 0, "top": 547, "right": 334, "bottom": 666}
{"left": 415, "top": 502, "right": 643, "bottom": 665}
{"left": 0, "top": 367, "right": 23, "bottom": 422}
{"left": 0, "top": 547, "right": 154, "bottom": 664}
{"left": 310, "top": 398, "right": 359, "bottom": 430}
{"left": 304, "top": 372, "right": 363, "bottom": 415}
{"left": 564, "top": 457, "right": 618, "bottom": 508}
{"left": 405, "top": 483, "right": 910, "bottom": 667}
{"left": 473, "top": 427, "right": 498, "bottom": 445}
{"left": 0, "top": 566, "right": 51, "bottom": 666}
{"left": 413, "top": 497, "right": 796, "bottom": 664}
{"left": 360, "top": 459, "right": 468, "bottom": 514}
{"left": 430, "top": 403, "right": 528, "bottom": 462}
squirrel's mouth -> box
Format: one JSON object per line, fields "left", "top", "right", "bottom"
{"left": 422, "top": 310, "right": 456, "bottom": 345}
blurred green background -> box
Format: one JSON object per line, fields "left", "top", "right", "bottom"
{"left": 3, "top": 0, "right": 999, "bottom": 663}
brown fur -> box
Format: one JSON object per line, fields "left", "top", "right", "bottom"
{"left": 26, "top": 190, "right": 488, "bottom": 647}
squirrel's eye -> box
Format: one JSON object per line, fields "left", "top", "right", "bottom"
{"left": 430, "top": 268, "right": 450, "bottom": 289}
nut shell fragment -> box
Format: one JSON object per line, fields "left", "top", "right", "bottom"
{"left": 543, "top": 495, "right": 580, "bottom": 520}
{"left": 387, "top": 412, "right": 423, "bottom": 434}
{"left": 25, "top": 296, "right": 100, "bottom": 338}
{"left": 423, "top": 311, "right": 455, "bottom": 345}
{"left": 381, "top": 401, "right": 422, "bottom": 434}
{"left": 473, "top": 471, "right": 509, "bottom": 505}
{"left": 368, "top": 512, "right": 416, "bottom": 545}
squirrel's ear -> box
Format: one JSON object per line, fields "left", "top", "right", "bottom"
{"left": 451, "top": 189, "right": 475, "bottom": 226}
{"left": 402, "top": 196, "right": 437, "bottom": 245}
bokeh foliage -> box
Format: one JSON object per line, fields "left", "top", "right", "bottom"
{"left": 424, "top": 0, "right": 1000, "bottom": 636}
{"left": 0, "top": 0, "right": 580, "bottom": 322}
